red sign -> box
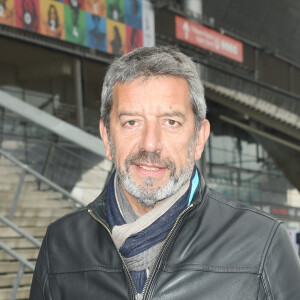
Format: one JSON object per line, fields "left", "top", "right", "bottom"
{"left": 271, "top": 208, "right": 289, "bottom": 216}
{"left": 175, "top": 16, "right": 243, "bottom": 63}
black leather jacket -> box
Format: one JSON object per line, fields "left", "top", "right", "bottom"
{"left": 30, "top": 179, "right": 300, "bottom": 299}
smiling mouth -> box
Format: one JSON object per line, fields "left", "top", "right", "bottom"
{"left": 139, "top": 165, "right": 160, "bottom": 171}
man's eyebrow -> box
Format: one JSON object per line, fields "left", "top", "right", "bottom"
{"left": 118, "top": 111, "right": 186, "bottom": 120}
{"left": 118, "top": 111, "right": 142, "bottom": 118}
{"left": 160, "top": 111, "right": 186, "bottom": 121}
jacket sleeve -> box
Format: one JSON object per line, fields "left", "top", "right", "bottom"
{"left": 261, "top": 223, "right": 300, "bottom": 299}
{"left": 30, "top": 227, "right": 51, "bottom": 300}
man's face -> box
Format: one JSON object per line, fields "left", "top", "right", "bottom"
{"left": 100, "top": 76, "right": 209, "bottom": 206}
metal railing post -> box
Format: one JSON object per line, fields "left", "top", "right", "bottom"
{"left": 9, "top": 169, "right": 26, "bottom": 221}
{"left": 10, "top": 263, "right": 25, "bottom": 300}
{"left": 0, "top": 107, "right": 4, "bottom": 152}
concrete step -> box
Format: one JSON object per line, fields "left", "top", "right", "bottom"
{"left": 0, "top": 174, "right": 36, "bottom": 184}
{"left": 7, "top": 217, "right": 56, "bottom": 227}
{"left": 0, "top": 249, "right": 39, "bottom": 261}
{"left": 1, "top": 238, "right": 43, "bottom": 249}
{"left": 0, "top": 262, "right": 33, "bottom": 274}
{"left": 0, "top": 183, "right": 38, "bottom": 193}
{"left": 0, "top": 189, "right": 63, "bottom": 199}
{"left": 0, "top": 227, "right": 46, "bottom": 238}
{"left": 0, "top": 199, "right": 74, "bottom": 209}
{"left": 0, "top": 273, "right": 32, "bottom": 288}
{"left": 0, "top": 286, "right": 30, "bottom": 300}
{"left": 0, "top": 207, "right": 74, "bottom": 218}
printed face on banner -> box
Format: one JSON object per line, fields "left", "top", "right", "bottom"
{"left": 64, "top": 4, "right": 86, "bottom": 45}
{"left": 40, "top": 0, "right": 65, "bottom": 40}
{"left": 63, "top": 0, "right": 84, "bottom": 10}
{"left": 86, "top": 12, "right": 106, "bottom": 52}
{"left": 15, "top": 0, "right": 40, "bottom": 32}
{"left": 125, "top": 0, "right": 141, "bottom": 29}
{"left": 126, "top": 25, "right": 142, "bottom": 52}
{"left": 106, "top": 0, "right": 124, "bottom": 23}
{"left": 107, "top": 18, "right": 125, "bottom": 55}
{"left": 0, "top": 0, "right": 15, "bottom": 26}
{"left": 85, "top": 0, "right": 105, "bottom": 17}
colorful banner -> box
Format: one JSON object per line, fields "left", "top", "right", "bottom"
{"left": 86, "top": 12, "right": 106, "bottom": 51}
{"left": 0, "top": 0, "right": 155, "bottom": 54}
{"left": 85, "top": 0, "right": 105, "bottom": 17}
{"left": 126, "top": 25, "right": 142, "bottom": 52}
{"left": 106, "top": 0, "right": 124, "bottom": 23}
{"left": 175, "top": 15, "right": 243, "bottom": 63}
{"left": 107, "top": 18, "right": 125, "bottom": 54}
{"left": 64, "top": 4, "right": 86, "bottom": 45}
{"left": 15, "top": 0, "right": 40, "bottom": 33}
{"left": 0, "top": 0, "right": 15, "bottom": 26}
{"left": 125, "top": 0, "right": 141, "bottom": 29}
{"left": 40, "top": 0, "right": 65, "bottom": 40}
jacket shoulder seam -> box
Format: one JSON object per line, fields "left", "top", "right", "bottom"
{"left": 258, "top": 222, "right": 281, "bottom": 274}
{"left": 51, "top": 207, "right": 88, "bottom": 224}
{"left": 261, "top": 269, "right": 273, "bottom": 300}
{"left": 209, "top": 193, "right": 282, "bottom": 223}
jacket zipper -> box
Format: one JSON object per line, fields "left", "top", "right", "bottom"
{"left": 89, "top": 203, "right": 195, "bottom": 300}
{"left": 88, "top": 208, "right": 138, "bottom": 300}
{"left": 141, "top": 203, "right": 195, "bottom": 299}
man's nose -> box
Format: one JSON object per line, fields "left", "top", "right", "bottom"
{"left": 140, "top": 121, "right": 162, "bottom": 153}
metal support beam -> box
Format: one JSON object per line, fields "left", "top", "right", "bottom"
{"left": 0, "top": 91, "right": 106, "bottom": 157}
{"left": 74, "top": 59, "right": 84, "bottom": 129}
{"left": 219, "top": 115, "right": 300, "bottom": 152}
{"left": 9, "top": 170, "right": 26, "bottom": 221}
{"left": 10, "top": 264, "right": 25, "bottom": 300}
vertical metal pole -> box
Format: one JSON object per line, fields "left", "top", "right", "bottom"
{"left": 289, "top": 66, "right": 295, "bottom": 112}
{"left": 0, "top": 108, "right": 4, "bottom": 152}
{"left": 38, "top": 137, "right": 56, "bottom": 190}
{"left": 254, "top": 49, "right": 260, "bottom": 81}
{"left": 23, "top": 122, "right": 28, "bottom": 164}
{"left": 74, "top": 59, "right": 84, "bottom": 129}
{"left": 10, "top": 263, "right": 25, "bottom": 300}
{"left": 9, "top": 169, "right": 26, "bottom": 221}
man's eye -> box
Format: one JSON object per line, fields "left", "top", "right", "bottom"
{"left": 166, "top": 120, "right": 178, "bottom": 126}
{"left": 125, "top": 120, "right": 137, "bottom": 126}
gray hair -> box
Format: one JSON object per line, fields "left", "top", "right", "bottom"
{"left": 100, "top": 46, "right": 206, "bottom": 133}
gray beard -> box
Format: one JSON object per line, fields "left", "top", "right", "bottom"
{"left": 109, "top": 135, "right": 196, "bottom": 207}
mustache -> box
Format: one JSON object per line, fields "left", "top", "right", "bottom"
{"left": 125, "top": 150, "right": 176, "bottom": 170}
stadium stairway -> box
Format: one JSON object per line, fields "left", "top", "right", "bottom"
{"left": 0, "top": 88, "right": 110, "bottom": 300}
{"left": 0, "top": 150, "right": 94, "bottom": 300}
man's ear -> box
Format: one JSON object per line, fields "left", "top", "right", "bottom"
{"left": 194, "top": 119, "right": 210, "bottom": 161}
{"left": 99, "top": 119, "right": 113, "bottom": 160}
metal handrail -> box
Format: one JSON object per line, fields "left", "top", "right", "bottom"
{"left": 0, "top": 148, "right": 85, "bottom": 299}
{"left": 0, "top": 241, "right": 35, "bottom": 300}
{"left": 0, "top": 215, "right": 41, "bottom": 248}
{"left": 0, "top": 148, "right": 85, "bottom": 207}
{"left": 0, "top": 241, "right": 34, "bottom": 271}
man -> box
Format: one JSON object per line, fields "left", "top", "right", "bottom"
{"left": 30, "top": 46, "right": 300, "bottom": 299}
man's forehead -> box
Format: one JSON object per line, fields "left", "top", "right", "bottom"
{"left": 111, "top": 76, "right": 190, "bottom": 112}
